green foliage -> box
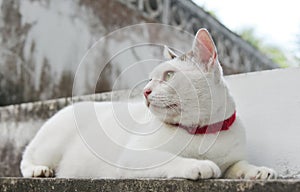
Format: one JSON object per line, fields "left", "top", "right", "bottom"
{"left": 207, "top": 11, "right": 218, "bottom": 19}
{"left": 239, "top": 28, "right": 290, "bottom": 68}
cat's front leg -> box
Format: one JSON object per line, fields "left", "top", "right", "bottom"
{"left": 167, "top": 158, "right": 221, "bottom": 180}
{"left": 224, "top": 160, "right": 277, "bottom": 180}
{"left": 119, "top": 151, "right": 221, "bottom": 180}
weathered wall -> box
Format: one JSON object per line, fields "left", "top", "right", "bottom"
{"left": 0, "top": 0, "right": 278, "bottom": 106}
{"left": 0, "top": 0, "right": 155, "bottom": 105}
{"left": 0, "top": 68, "right": 299, "bottom": 178}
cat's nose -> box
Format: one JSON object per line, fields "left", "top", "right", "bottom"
{"left": 143, "top": 89, "right": 152, "bottom": 98}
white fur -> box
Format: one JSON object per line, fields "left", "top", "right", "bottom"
{"left": 20, "top": 29, "right": 277, "bottom": 179}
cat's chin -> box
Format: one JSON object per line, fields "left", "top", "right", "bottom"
{"left": 150, "top": 103, "right": 178, "bottom": 109}
{"left": 148, "top": 103, "right": 180, "bottom": 121}
{"left": 148, "top": 103, "right": 179, "bottom": 114}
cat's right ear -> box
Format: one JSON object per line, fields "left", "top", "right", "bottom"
{"left": 163, "top": 45, "right": 178, "bottom": 59}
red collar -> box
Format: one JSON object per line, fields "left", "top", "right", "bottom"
{"left": 171, "top": 112, "right": 236, "bottom": 135}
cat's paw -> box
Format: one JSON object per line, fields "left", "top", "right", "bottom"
{"left": 242, "top": 166, "right": 277, "bottom": 180}
{"left": 23, "top": 165, "right": 55, "bottom": 177}
{"left": 170, "top": 159, "right": 221, "bottom": 180}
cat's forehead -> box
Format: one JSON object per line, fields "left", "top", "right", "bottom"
{"left": 150, "top": 61, "right": 178, "bottom": 77}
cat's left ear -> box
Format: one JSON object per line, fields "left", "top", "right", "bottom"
{"left": 192, "top": 28, "right": 217, "bottom": 71}
{"left": 163, "top": 45, "right": 178, "bottom": 59}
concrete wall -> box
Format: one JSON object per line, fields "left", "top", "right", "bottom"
{"left": 226, "top": 67, "right": 300, "bottom": 179}
{"left": 0, "top": 0, "right": 278, "bottom": 106}
{"left": 0, "top": 68, "right": 299, "bottom": 178}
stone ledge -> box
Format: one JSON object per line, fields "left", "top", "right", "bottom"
{"left": 0, "top": 178, "right": 300, "bottom": 192}
{"left": 0, "top": 90, "right": 141, "bottom": 122}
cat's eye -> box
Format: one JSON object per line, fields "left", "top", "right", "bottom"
{"left": 163, "top": 71, "right": 175, "bottom": 81}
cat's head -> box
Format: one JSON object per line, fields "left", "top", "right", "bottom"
{"left": 143, "top": 28, "right": 232, "bottom": 126}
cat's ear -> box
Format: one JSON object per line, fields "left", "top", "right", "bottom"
{"left": 163, "top": 45, "right": 178, "bottom": 59}
{"left": 192, "top": 28, "right": 217, "bottom": 71}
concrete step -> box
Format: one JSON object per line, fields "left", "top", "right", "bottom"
{"left": 1, "top": 178, "right": 300, "bottom": 192}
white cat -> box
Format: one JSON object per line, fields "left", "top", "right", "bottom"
{"left": 20, "top": 28, "right": 277, "bottom": 180}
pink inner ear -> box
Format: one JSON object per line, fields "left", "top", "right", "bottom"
{"left": 194, "top": 29, "right": 216, "bottom": 64}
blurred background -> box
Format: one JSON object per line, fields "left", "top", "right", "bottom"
{"left": 0, "top": 0, "right": 298, "bottom": 107}
{"left": 195, "top": 0, "right": 300, "bottom": 67}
